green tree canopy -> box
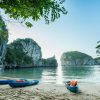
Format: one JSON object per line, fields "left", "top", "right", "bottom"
{"left": 0, "top": 0, "right": 67, "bottom": 27}
{"left": 5, "top": 41, "right": 33, "bottom": 68}
{"left": 0, "top": 16, "right": 8, "bottom": 40}
{"left": 96, "top": 41, "right": 100, "bottom": 57}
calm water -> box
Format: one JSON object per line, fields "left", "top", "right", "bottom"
{"left": 0, "top": 65, "right": 100, "bottom": 84}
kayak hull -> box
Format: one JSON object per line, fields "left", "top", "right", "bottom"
{"left": 66, "top": 85, "right": 78, "bottom": 93}
{"left": 9, "top": 80, "right": 39, "bottom": 88}
{"left": 0, "top": 80, "right": 15, "bottom": 85}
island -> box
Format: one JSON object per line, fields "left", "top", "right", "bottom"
{"left": 61, "top": 51, "right": 96, "bottom": 66}
{"left": 4, "top": 38, "right": 58, "bottom": 68}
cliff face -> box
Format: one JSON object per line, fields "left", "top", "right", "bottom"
{"left": 17, "top": 38, "right": 42, "bottom": 65}
{"left": 0, "top": 16, "right": 8, "bottom": 68}
{"left": 0, "top": 39, "right": 7, "bottom": 68}
{"left": 61, "top": 51, "right": 95, "bottom": 66}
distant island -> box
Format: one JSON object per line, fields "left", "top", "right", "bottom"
{"left": 61, "top": 51, "right": 100, "bottom": 66}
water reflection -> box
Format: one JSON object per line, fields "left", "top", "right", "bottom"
{"left": 0, "top": 68, "right": 44, "bottom": 79}
{"left": 62, "top": 65, "right": 95, "bottom": 83}
{"left": 62, "top": 66, "right": 94, "bottom": 77}
{"left": 56, "top": 66, "right": 63, "bottom": 84}
{"left": 41, "top": 67, "right": 57, "bottom": 83}
{"left": 0, "top": 65, "right": 100, "bottom": 84}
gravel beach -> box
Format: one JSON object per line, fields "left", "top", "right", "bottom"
{"left": 0, "top": 81, "right": 100, "bottom": 100}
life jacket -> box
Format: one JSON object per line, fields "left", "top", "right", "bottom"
{"left": 69, "top": 81, "right": 77, "bottom": 86}
{"left": 16, "top": 80, "right": 24, "bottom": 82}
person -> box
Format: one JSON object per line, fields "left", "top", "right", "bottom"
{"left": 66, "top": 80, "right": 77, "bottom": 86}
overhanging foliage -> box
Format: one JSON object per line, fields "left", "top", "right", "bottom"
{"left": 0, "top": 0, "right": 67, "bottom": 27}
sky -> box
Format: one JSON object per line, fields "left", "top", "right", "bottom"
{"left": 5, "top": 0, "right": 100, "bottom": 63}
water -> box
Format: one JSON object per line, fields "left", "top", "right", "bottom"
{"left": 0, "top": 65, "right": 100, "bottom": 84}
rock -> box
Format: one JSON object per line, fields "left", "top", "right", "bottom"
{"left": 61, "top": 51, "right": 95, "bottom": 66}
{"left": 0, "top": 96, "right": 6, "bottom": 100}
{"left": 0, "top": 16, "right": 8, "bottom": 69}
{"left": 19, "top": 38, "right": 42, "bottom": 66}
{"left": 5, "top": 38, "right": 42, "bottom": 68}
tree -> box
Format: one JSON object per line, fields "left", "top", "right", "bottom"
{"left": 0, "top": 0, "right": 67, "bottom": 27}
{"left": 96, "top": 41, "right": 100, "bottom": 57}
{"left": 5, "top": 43, "right": 33, "bottom": 68}
{"left": 0, "top": 16, "right": 8, "bottom": 40}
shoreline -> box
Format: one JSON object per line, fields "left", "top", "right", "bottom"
{"left": 0, "top": 77, "right": 100, "bottom": 100}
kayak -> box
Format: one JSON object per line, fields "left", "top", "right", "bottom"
{"left": 66, "top": 84, "right": 78, "bottom": 93}
{"left": 9, "top": 80, "right": 39, "bottom": 88}
{"left": 0, "top": 79, "right": 15, "bottom": 85}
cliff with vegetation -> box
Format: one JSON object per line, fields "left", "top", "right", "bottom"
{"left": 95, "top": 41, "right": 100, "bottom": 64}
{"left": 5, "top": 38, "right": 57, "bottom": 68}
{"left": 38, "top": 56, "right": 58, "bottom": 67}
{"left": 61, "top": 51, "right": 95, "bottom": 66}
{"left": 0, "top": 16, "right": 8, "bottom": 68}
{"left": 94, "top": 57, "right": 100, "bottom": 65}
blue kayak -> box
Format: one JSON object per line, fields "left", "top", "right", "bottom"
{"left": 66, "top": 84, "right": 78, "bottom": 93}
{"left": 9, "top": 80, "right": 39, "bottom": 88}
{"left": 0, "top": 79, "right": 15, "bottom": 85}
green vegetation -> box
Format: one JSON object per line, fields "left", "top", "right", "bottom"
{"left": 62, "top": 51, "right": 92, "bottom": 60}
{"left": 41, "top": 56, "right": 58, "bottom": 67}
{"left": 95, "top": 41, "right": 100, "bottom": 64}
{"left": 61, "top": 51, "right": 94, "bottom": 66}
{"left": 96, "top": 41, "right": 100, "bottom": 57}
{"left": 0, "top": 16, "right": 8, "bottom": 40}
{"left": 5, "top": 39, "right": 33, "bottom": 68}
{"left": 0, "top": 0, "right": 67, "bottom": 27}
{"left": 0, "top": 16, "right": 8, "bottom": 67}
